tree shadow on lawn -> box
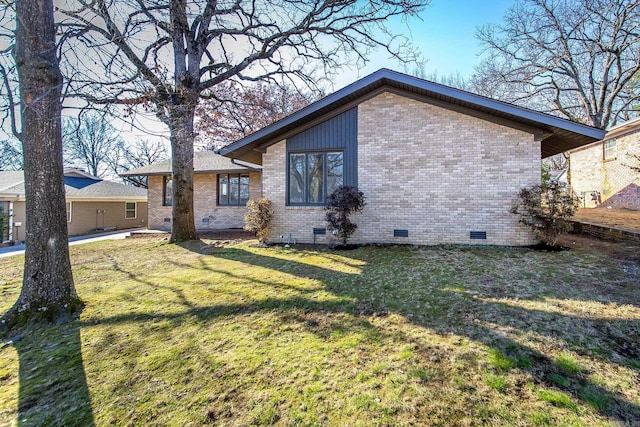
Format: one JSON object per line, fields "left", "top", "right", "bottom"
{"left": 91, "top": 244, "right": 640, "bottom": 423}
{"left": 10, "top": 321, "right": 95, "bottom": 426}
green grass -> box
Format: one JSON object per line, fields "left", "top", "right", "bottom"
{"left": 535, "top": 389, "right": 579, "bottom": 412}
{"left": 555, "top": 353, "right": 584, "bottom": 375}
{"left": 1, "top": 237, "right": 639, "bottom": 426}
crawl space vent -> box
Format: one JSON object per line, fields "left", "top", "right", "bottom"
{"left": 470, "top": 231, "right": 487, "bottom": 240}
{"left": 313, "top": 228, "right": 326, "bottom": 235}
{"left": 393, "top": 229, "right": 409, "bottom": 238}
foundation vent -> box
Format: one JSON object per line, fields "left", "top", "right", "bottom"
{"left": 470, "top": 231, "right": 487, "bottom": 240}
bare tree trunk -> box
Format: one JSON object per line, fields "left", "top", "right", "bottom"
{"left": 169, "top": 98, "right": 197, "bottom": 242}
{"left": 2, "top": 0, "right": 82, "bottom": 331}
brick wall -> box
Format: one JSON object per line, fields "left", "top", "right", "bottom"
{"left": 570, "top": 130, "right": 640, "bottom": 209}
{"left": 263, "top": 91, "right": 540, "bottom": 246}
{"left": 148, "top": 171, "right": 261, "bottom": 231}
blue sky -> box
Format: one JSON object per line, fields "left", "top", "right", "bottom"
{"left": 336, "top": 0, "right": 514, "bottom": 88}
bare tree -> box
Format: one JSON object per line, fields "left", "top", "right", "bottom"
{"left": 111, "top": 138, "right": 169, "bottom": 188}
{"left": 57, "top": 0, "right": 427, "bottom": 242}
{"left": 195, "top": 80, "right": 311, "bottom": 150}
{"left": 63, "top": 111, "right": 124, "bottom": 177}
{"left": 0, "top": 136, "right": 22, "bottom": 170}
{"left": 473, "top": 0, "right": 640, "bottom": 128}
{"left": 406, "top": 63, "right": 469, "bottom": 91}
{"left": 2, "top": 0, "right": 81, "bottom": 331}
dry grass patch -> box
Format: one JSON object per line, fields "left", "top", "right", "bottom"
{"left": 1, "top": 236, "right": 639, "bottom": 426}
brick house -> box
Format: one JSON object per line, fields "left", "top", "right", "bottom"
{"left": 121, "top": 151, "right": 261, "bottom": 231}
{"left": 218, "top": 69, "right": 605, "bottom": 246}
{"left": 569, "top": 117, "right": 640, "bottom": 209}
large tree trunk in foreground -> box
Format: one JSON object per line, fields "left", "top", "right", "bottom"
{"left": 168, "top": 100, "right": 198, "bottom": 242}
{"left": 2, "top": 0, "right": 82, "bottom": 331}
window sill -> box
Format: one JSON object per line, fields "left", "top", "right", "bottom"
{"left": 285, "top": 205, "right": 324, "bottom": 210}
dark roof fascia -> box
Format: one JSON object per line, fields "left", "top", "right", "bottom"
{"left": 219, "top": 68, "right": 606, "bottom": 158}
{"left": 119, "top": 168, "right": 262, "bottom": 177}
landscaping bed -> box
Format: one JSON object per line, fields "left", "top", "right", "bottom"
{"left": 573, "top": 207, "right": 640, "bottom": 232}
{"left": 1, "top": 235, "right": 639, "bottom": 425}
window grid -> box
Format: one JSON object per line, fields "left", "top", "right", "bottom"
{"left": 288, "top": 151, "right": 343, "bottom": 206}
{"left": 218, "top": 173, "right": 250, "bottom": 206}
{"left": 125, "top": 202, "right": 137, "bottom": 219}
{"left": 66, "top": 202, "right": 72, "bottom": 222}
{"left": 163, "top": 176, "right": 173, "bottom": 206}
{"left": 603, "top": 139, "right": 616, "bottom": 161}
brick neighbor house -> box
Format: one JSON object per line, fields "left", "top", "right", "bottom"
{"left": 218, "top": 69, "right": 605, "bottom": 246}
{"left": 121, "top": 151, "right": 261, "bottom": 231}
{"left": 569, "top": 117, "right": 640, "bottom": 210}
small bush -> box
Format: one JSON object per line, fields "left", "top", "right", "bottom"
{"left": 244, "top": 198, "right": 274, "bottom": 243}
{"left": 510, "top": 182, "right": 579, "bottom": 246}
{"left": 325, "top": 185, "right": 366, "bottom": 245}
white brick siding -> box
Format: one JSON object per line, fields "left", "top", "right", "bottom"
{"left": 263, "top": 91, "right": 539, "bottom": 246}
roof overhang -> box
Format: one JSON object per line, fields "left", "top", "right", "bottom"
{"left": 66, "top": 196, "right": 148, "bottom": 202}
{"left": 0, "top": 193, "right": 25, "bottom": 201}
{"left": 119, "top": 168, "right": 260, "bottom": 177}
{"left": 219, "top": 69, "right": 605, "bottom": 162}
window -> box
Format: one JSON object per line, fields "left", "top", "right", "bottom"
{"left": 218, "top": 173, "right": 250, "bottom": 206}
{"left": 288, "top": 151, "right": 343, "bottom": 205}
{"left": 163, "top": 176, "right": 173, "bottom": 206}
{"left": 603, "top": 139, "right": 616, "bottom": 161}
{"left": 125, "top": 202, "right": 137, "bottom": 219}
{"left": 66, "top": 202, "right": 72, "bottom": 222}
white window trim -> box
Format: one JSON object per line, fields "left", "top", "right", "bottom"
{"left": 603, "top": 139, "right": 616, "bottom": 161}
{"left": 66, "top": 202, "right": 72, "bottom": 223}
{"left": 125, "top": 202, "right": 137, "bottom": 219}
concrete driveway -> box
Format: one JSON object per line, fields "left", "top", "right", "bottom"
{"left": 0, "top": 228, "right": 146, "bottom": 258}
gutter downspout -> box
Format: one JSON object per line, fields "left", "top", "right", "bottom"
{"left": 230, "top": 158, "right": 262, "bottom": 172}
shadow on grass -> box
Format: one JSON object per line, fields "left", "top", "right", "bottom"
{"left": 12, "top": 321, "right": 94, "bottom": 426}
{"left": 86, "top": 244, "right": 640, "bottom": 423}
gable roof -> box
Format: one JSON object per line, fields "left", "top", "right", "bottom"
{"left": 120, "top": 150, "right": 261, "bottom": 176}
{"left": 0, "top": 170, "right": 146, "bottom": 201}
{"left": 219, "top": 68, "right": 606, "bottom": 162}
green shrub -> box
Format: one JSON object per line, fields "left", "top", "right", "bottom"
{"left": 244, "top": 198, "right": 274, "bottom": 243}
{"left": 325, "top": 185, "right": 365, "bottom": 245}
{"left": 510, "top": 182, "right": 579, "bottom": 246}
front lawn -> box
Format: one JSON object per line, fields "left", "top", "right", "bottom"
{"left": 1, "top": 237, "right": 639, "bottom": 426}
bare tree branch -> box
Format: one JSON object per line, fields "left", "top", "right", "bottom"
{"left": 472, "top": 0, "right": 640, "bottom": 128}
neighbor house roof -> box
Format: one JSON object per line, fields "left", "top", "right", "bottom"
{"left": 120, "top": 150, "right": 261, "bottom": 176}
{"left": 219, "top": 68, "right": 606, "bottom": 162}
{"left": 605, "top": 116, "right": 640, "bottom": 140}
{"left": 0, "top": 170, "right": 147, "bottom": 201}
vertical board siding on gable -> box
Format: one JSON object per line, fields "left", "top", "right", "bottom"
{"left": 286, "top": 107, "right": 358, "bottom": 187}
